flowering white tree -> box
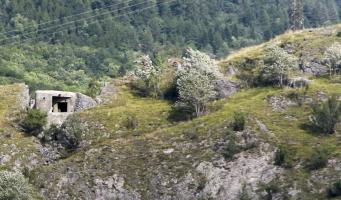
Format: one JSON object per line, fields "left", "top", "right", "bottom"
{"left": 176, "top": 48, "right": 222, "bottom": 117}
{"left": 262, "top": 45, "right": 298, "bottom": 87}
{"left": 0, "top": 171, "right": 31, "bottom": 200}
{"left": 323, "top": 42, "right": 341, "bottom": 78}
{"left": 133, "top": 55, "right": 161, "bottom": 97}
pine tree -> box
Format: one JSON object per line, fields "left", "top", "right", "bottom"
{"left": 290, "top": 0, "right": 304, "bottom": 30}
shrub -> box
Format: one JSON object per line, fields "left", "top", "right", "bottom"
{"left": 310, "top": 95, "right": 341, "bottom": 134}
{"left": 43, "top": 117, "right": 86, "bottom": 150}
{"left": 337, "top": 31, "right": 341, "bottom": 38}
{"left": 125, "top": 116, "right": 138, "bottom": 130}
{"left": 260, "top": 45, "right": 298, "bottom": 87}
{"left": 221, "top": 135, "right": 241, "bottom": 160}
{"left": 0, "top": 171, "right": 31, "bottom": 200}
{"left": 327, "top": 180, "right": 341, "bottom": 198}
{"left": 20, "top": 109, "right": 47, "bottom": 136}
{"left": 323, "top": 42, "right": 341, "bottom": 78}
{"left": 133, "top": 55, "right": 162, "bottom": 98}
{"left": 274, "top": 145, "right": 294, "bottom": 168}
{"left": 232, "top": 112, "right": 246, "bottom": 131}
{"left": 176, "top": 48, "right": 222, "bottom": 117}
{"left": 304, "top": 149, "right": 328, "bottom": 171}
{"left": 263, "top": 180, "right": 280, "bottom": 200}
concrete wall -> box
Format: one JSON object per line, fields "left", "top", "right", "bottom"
{"left": 35, "top": 91, "right": 77, "bottom": 113}
{"left": 35, "top": 90, "right": 96, "bottom": 127}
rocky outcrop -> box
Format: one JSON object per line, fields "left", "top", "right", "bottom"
{"left": 267, "top": 95, "right": 297, "bottom": 112}
{"left": 197, "top": 146, "right": 280, "bottom": 200}
{"left": 288, "top": 77, "right": 310, "bottom": 88}
{"left": 301, "top": 60, "right": 328, "bottom": 76}
{"left": 215, "top": 79, "right": 239, "bottom": 99}
{"left": 75, "top": 93, "right": 97, "bottom": 112}
{"left": 96, "top": 81, "right": 117, "bottom": 104}
{"left": 17, "top": 84, "right": 30, "bottom": 109}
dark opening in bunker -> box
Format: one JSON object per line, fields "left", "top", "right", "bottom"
{"left": 52, "top": 96, "right": 70, "bottom": 113}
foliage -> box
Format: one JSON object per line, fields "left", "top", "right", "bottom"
{"left": 133, "top": 55, "right": 162, "bottom": 98}
{"left": 327, "top": 180, "right": 341, "bottom": 198}
{"left": 43, "top": 117, "right": 86, "bottom": 150}
{"left": 304, "top": 148, "right": 328, "bottom": 171}
{"left": 20, "top": 109, "right": 47, "bottom": 136}
{"left": 176, "top": 48, "right": 222, "bottom": 117}
{"left": 238, "top": 184, "right": 251, "bottom": 200}
{"left": 261, "top": 179, "right": 281, "bottom": 200}
{"left": 0, "top": 171, "right": 31, "bottom": 200}
{"left": 0, "top": 0, "right": 340, "bottom": 56}
{"left": 124, "top": 116, "right": 138, "bottom": 130}
{"left": 221, "top": 135, "right": 241, "bottom": 160}
{"left": 274, "top": 145, "right": 294, "bottom": 168}
{"left": 323, "top": 42, "right": 341, "bottom": 78}
{"left": 260, "top": 45, "right": 298, "bottom": 87}
{"left": 310, "top": 95, "right": 341, "bottom": 134}
{"left": 86, "top": 78, "right": 101, "bottom": 98}
{"left": 232, "top": 112, "right": 246, "bottom": 131}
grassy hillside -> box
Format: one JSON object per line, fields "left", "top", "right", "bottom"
{"left": 30, "top": 76, "right": 341, "bottom": 199}
{"left": 1, "top": 25, "right": 341, "bottom": 199}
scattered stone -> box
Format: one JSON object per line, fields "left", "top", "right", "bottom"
{"left": 163, "top": 148, "right": 174, "bottom": 155}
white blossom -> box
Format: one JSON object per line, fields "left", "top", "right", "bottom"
{"left": 133, "top": 55, "right": 159, "bottom": 81}
{"left": 176, "top": 48, "right": 222, "bottom": 117}
{"left": 263, "top": 45, "right": 298, "bottom": 87}
{"left": 323, "top": 42, "right": 341, "bottom": 78}
{"left": 0, "top": 171, "right": 31, "bottom": 200}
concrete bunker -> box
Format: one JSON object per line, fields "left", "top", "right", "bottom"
{"left": 33, "top": 90, "right": 97, "bottom": 126}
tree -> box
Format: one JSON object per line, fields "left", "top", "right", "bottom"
{"left": 323, "top": 42, "right": 341, "bottom": 78}
{"left": 262, "top": 45, "right": 298, "bottom": 87}
{"left": 0, "top": 171, "right": 31, "bottom": 200}
{"left": 176, "top": 48, "right": 222, "bottom": 117}
{"left": 311, "top": 95, "right": 341, "bottom": 134}
{"left": 289, "top": 0, "right": 304, "bottom": 30}
{"left": 133, "top": 55, "right": 162, "bottom": 98}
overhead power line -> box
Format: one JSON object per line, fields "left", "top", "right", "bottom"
{"left": 0, "top": 0, "right": 152, "bottom": 44}
{"left": 7, "top": 0, "right": 176, "bottom": 46}
{"left": 0, "top": 0, "right": 137, "bottom": 36}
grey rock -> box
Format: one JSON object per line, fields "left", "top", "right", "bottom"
{"left": 75, "top": 93, "right": 97, "bottom": 112}
{"left": 215, "top": 79, "right": 239, "bottom": 99}
{"left": 96, "top": 81, "right": 117, "bottom": 104}
{"left": 288, "top": 77, "right": 310, "bottom": 88}
{"left": 17, "top": 84, "right": 30, "bottom": 109}
{"left": 301, "top": 60, "right": 328, "bottom": 76}
{"left": 197, "top": 144, "right": 281, "bottom": 200}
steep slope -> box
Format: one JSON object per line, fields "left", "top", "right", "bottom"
{"left": 0, "top": 84, "right": 43, "bottom": 199}
{"left": 1, "top": 25, "right": 341, "bottom": 200}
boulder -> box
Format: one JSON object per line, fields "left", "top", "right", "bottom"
{"left": 301, "top": 60, "right": 328, "bottom": 76}
{"left": 215, "top": 79, "right": 239, "bottom": 99}
{"left": 75, "top": 93, "right": 97, "bottom": 112}
{"left": 288, "top": 77, "right": 310, "bottom": 88}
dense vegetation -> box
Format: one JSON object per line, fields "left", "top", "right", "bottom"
{"left": 0, "top": 0, "right": 341, "bottom": 92}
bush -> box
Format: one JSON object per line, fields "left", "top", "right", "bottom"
{"left": 124, "top": 116, "right": 138, "bottom": 130}
{"left": 0, "top": 171, "right": 31, "bottom": 200}
{"left": 274, "top": 145, "right": 294, "bottom": 168}
{"left": 262, "top": 180, "right": 280, "bottom": 200}
{"left": 327, "top": 180, "right": 341, "bottom": 198}
{"left": 43, "top": 117, "right": 86, "bottom": 150}
{"left": 221, "top": 135, "right": 241, "bottom": 160}
{"left": 304, "top": 149, "right": 328, "bottom": 171}
{"left": 232, "top": 112, "right": 246, "bottom": 131}
{"left": 310, "top": 95, "right": 341, "bottom": 134}
{"left": 21, "top": 109, "right": 47, "bottom": 136}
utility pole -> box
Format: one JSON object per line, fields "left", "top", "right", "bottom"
{"left": 290, "top": 0, "right": 304, "bottom": 31}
